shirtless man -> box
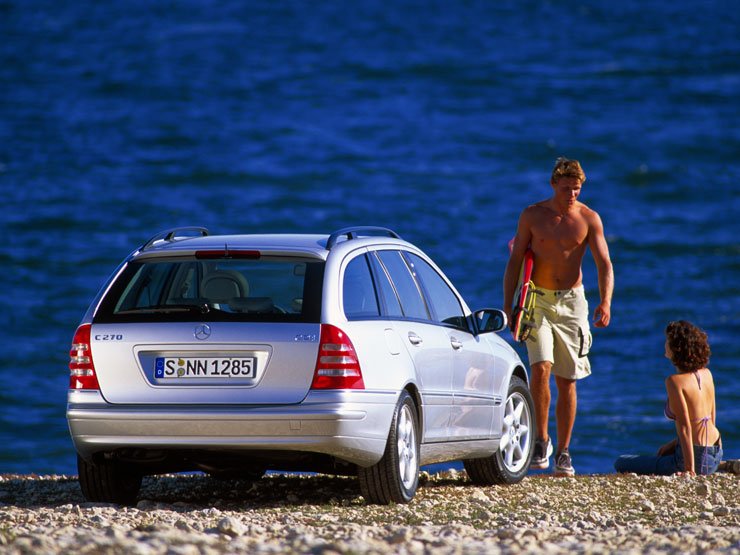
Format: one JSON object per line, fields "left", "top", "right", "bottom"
{"left": 504, "top": 158, "right": 614, "bottom": 476}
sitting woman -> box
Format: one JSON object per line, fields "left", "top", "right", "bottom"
{"left": 615, "top": 320, "right": 723, "bottom": 476}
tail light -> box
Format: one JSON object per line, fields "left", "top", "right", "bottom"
{"left": 69, "top": 324, "right": 100, "bottom": 390}
{"left": 311, "top": 324, "right": 365, "bottom": 389}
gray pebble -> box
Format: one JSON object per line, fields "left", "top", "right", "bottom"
{"left": 0, "top": 472, "right": 737, "bottom": 554}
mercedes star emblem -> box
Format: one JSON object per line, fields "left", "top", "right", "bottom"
{"left": 194, "top": 324, "right": 211, "bottom": 340}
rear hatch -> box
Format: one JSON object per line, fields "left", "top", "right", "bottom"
{"left": 90, "top": 251, "right": 325, "bottom": 405}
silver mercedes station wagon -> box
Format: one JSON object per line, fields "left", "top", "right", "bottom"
{"left": 67, "top": 226, "right": 534, "bottom": 504}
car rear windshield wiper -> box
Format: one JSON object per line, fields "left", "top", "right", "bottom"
{"left": 116, "top": 303, "right": 211, "bottom": 315}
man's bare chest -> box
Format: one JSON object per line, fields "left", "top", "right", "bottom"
{"left": 532, "top": 215, "right": 588, "bottom": 251}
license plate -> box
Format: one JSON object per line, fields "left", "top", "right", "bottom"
{"left": 155, "top": 357, "right": 257, "bottom": 379}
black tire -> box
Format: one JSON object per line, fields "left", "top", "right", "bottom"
{"left": 77, "top": 454, "right": 142, "bottom": 505}
{"left": 358, "top": 390, "right": 420, "bottom": 504}
{"left": 464, "top": 376, "right": 534, "bottom": 485}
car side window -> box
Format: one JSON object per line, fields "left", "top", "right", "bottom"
{"left": 343, "top": 255, "right": 380, "bottom": 320}
{"left": 376, "top": 250, "right": 429, "bottom": 320}
{"left": 115, "top": 262, "right": 176, "bottom": 311}
{"left": 404, "top": 253, "right": 468, "bottom": 329}
{"left": 368, "top": 253, "right": 404, "bottom": 317}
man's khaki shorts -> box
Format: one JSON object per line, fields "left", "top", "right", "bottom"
{"left": 525, "top": 285, "right": 592, "bottom": 380}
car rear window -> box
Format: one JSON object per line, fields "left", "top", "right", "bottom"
{"left": 342, "top": 255, "right": 380, "bottom": 320}
{"left": 94, "top": 256, "right": 324, "bottom": 323}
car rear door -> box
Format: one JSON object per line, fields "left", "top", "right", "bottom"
{"left": 371, "top": 250, "right": 453, "bottom": 443}
{"left": 89, "top": 254, "right": 325, "bottom": 405}
{"left": 90, "top": 322, "right": 321, "bottom": 404}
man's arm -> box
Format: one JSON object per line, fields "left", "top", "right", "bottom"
{"left": 503, "top": 209, "right": 533, "bottom": 324}
{"left": 587, "top": 210, "right": 613, "bottom": 328}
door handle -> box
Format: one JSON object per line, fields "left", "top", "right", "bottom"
{"left": 408, "top": 332, "right": 423, "bottom": 346}
{"left": 450, "top": 337, "right": 463, "bottom": 350}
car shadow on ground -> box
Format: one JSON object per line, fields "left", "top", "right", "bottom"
{"left": 0, "top": 473, "right": 369, "bottom": 509}
{"left": 0, "top": 472, "right": 481, "bottom": 510}
{"left": 138, "top": 473, "right": 365, "bottom": 509}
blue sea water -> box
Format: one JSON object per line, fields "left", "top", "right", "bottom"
{"left": 1, "top": 1, "right": 738, "bottom": 477}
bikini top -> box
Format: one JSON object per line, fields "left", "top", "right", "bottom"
{"left": 663, "top": 370, "right": 709, "bottom": 422}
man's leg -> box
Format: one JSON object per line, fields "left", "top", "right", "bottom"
{"left": 528, "top": 360, "right": 554, "bottom": 469}
{"left": 554, "top": 376, "right": 577, "bottom": 453}
{"left": 530, "top": 361, "right": 552, "bottom": 441}
{"left": 551, "top": 375, "right": 578, "bottom": 476}
{"left": 525, "top": 301, "right": 555, "bottom": 470}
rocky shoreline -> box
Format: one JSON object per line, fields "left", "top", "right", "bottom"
{"left": 0, "top": 470, "right": 738, "bottom": 554}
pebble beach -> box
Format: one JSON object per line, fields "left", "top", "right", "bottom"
{"left": 1, "top": 470, "right": 738, "bottom": 554}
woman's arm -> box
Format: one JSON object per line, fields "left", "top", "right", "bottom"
{"left": 710, "top": 373, "right": 717, "bottom": 426}
{"left": 666, "top": 377, "right": 695, "bottom": 474}
{"left": 656, "top": 438, "right": 677, "bottom": 456}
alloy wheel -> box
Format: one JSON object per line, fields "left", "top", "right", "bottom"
{"left": 499, "top": 391, "right": 532, "bottom": 473}
{"left": 397, "top": 404, "right": 418, "bottom": 490}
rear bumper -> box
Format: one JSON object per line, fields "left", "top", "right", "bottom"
{"left": 67, "top": 389, "right": 398, "bottom": 467}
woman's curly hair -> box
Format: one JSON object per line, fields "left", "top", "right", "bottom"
{"left": 666, "top": 320, "right": 711, "bottom": 372}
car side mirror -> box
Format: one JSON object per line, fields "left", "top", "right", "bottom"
{"left": 474, "top": 309, "right": 508, "bottom": 335}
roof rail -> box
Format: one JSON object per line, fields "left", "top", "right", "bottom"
{"left": 140, "top": 227, "right": 210, "bottom": 251}
{"left": 326, "top": 226, "right": 401, "bottom": 250}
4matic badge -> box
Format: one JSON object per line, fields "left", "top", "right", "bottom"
{"left": 294, "top": 333, "right": 318, "bottom": 342}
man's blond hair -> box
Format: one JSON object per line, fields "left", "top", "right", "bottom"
{"left": 551, "top": 157, "right": 586, "bottom": 184}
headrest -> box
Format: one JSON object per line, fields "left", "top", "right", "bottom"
{"left": 201, "top": 270, "right": 249, "bottom": 301}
